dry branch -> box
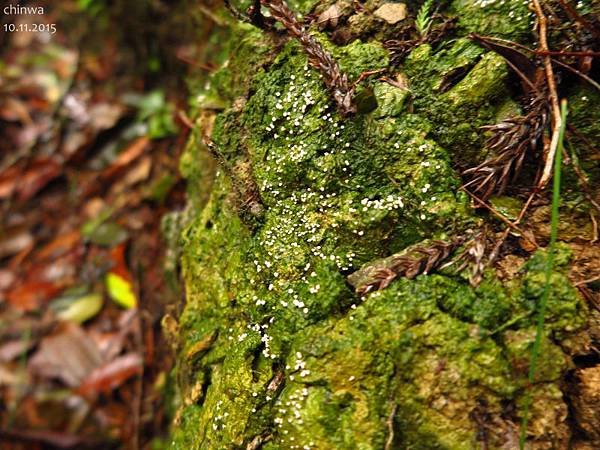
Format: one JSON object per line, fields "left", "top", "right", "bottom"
{"left": 532, "top": 0, "right": 563, "bottom": 190}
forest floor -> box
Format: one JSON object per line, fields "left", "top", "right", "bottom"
{"left": 0, "top": 2, "right": 196, "bottom": 448}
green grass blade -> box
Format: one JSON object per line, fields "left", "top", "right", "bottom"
{"left": 519, "top": 99, "right": 568, "bottom": 449}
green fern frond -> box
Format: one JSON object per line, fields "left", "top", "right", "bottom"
{"left": 416, "top": 0, "right": 434, "bottom": 36}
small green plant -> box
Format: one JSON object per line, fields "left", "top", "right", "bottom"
{"left": 415, "top": 0, "right": 435, "bottom": 36}
{"left": 519, "top": 99, "right": 568, "bottom": 449}
{"left": 77, "top": 0, "right": 106, "bottom": 16}
{"left": 124, "top": 90, "right": 178, "bottom": 139}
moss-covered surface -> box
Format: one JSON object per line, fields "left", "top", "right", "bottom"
{"left": 168, "top": 1, "right": 598, "bottom": 448}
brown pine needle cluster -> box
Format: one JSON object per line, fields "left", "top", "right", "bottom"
{"left": 462, "top": 94, "right": 549, "bottom": 200}
{"left": 348, "top": 240, "right": 461, "bottom": 296}
{"left": 260, "top": 0, "right": 356, "bottom": 115}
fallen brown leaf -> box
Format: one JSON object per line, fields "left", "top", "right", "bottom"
{"left": 317, "top": 4, "right": 342, "bottom": 29}
{"left": 0, "top": 428, "right": 99, "bottom": 449}
{"left": 0, "top": 97, "right": 33, "bottom": 124}
{"left": 29, "top": 322, "right": 103, "bottom": 387}
{"left": 6, "top": 281, "right": 62, "bottom": 311}
{"left": 0, "top": 228, "right": 34, "bottom": 259}
{"left": 0, "top": 166, "right": 21, "bottom": 199}
{"left": 36, "top": 230, "right": 81, "bottom": 261}
{"left": 101, "top": 137, "right": 150, "bottom": 181}
{"left": 0, "top": 269, "right": 15, "bottom": 291}
{"left": 109, "top": 155, "right": 152, "bottom": 196}
{"left": 17, "top": 158, "right": 62, "bottom": 202}
{"left": 0, "top": 338, "right": 34, "bottom": 362}
{"left": 77, "top": 352, "right": 142, "bottom": 395}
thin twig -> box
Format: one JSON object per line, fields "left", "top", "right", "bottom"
{"left": 488, "top": 227, "right": 511, "bottom": 266}
{"left": 198, "top": 3, "right": 227, "bottom": 26}
{"left": 549, "top": 57, "right": 600, "bottom": 92}
{"left": 471, "top": 34, "right": 600, "bottom": 91}
{"left": 352, "top": 68, "right": 386, "bottom": 89}
{"left": 556, "top": 0, "right": 600, "bottom": 40}
{"left": 462, "top": 188, "right": 537, "bottom": 248}
{"left": 575, "top": 275, "right": 600, "bottom": 287}
{"left": 568, "top": 124, "right": 600, "bottom": 156}
{"left": 223, "top": 0, "right": 250, "bottom": 23}
{"left": 536, "top": 50, "right": 600, "bottom": 57}
{"left": 488, "top": 185, "right": 539, "bottom": 266}
{"left": 533, "top": 0, "right": 563, "bottom": 190}
{"left": 385, "top": 405, "right": 398, "bottom": 450}
{"left": 473, "top": 34, "right": 535, "bottom": 53}
{"left": 517, "top": 186, "right": 540, "bottom": 224}
{"left": 474, "top": 34, "right": 600, "bottom": 59}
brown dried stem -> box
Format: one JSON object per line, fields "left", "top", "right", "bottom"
{"left": 224, "top": 0, "right": 272, "bottom": 28}
{"left": 260, "top": 0, "right": 356, "bottom": 115}
{"left": 532, "top": 0, "right": 563, "bottom": 190}
{"left": 385, "top": 405, "right": 398, "bottom": 450}
{"left": 550, "top": 57, "right": 600, "bottom": 92}
{"left": 462, "top": 188, "right": 537, "bottom": 249}
{"left": 470, "top": 34, "right": 600, "bottom": 92}
{"left": 556, "top": 0, "right": 600, "bottom": 40}
{"left": 487, "top": 186, "right": 540, "bottom": 266}
{"left": 536, "top": 50, "right": 600, "bottom": 57}
{"left": 223, "top": 0, "right": 250, "bottom": 23}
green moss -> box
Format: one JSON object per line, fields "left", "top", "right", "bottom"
{"left": 403, "top": 39, "right": 512, "bottom": 163}
{"left": 172, "top": 7, "right": 590, "bottom": 448}
{"left": 566, "top": 84, "right": 600, "bottom": 184}
{"left": 519, "top": 247, "right": 588, "bottom": 335}
{"left": 372, "top": 82, "right": 409, "bottom": 118}
{"left": 432, "top": 276, "right": 514, "bottom": 330}
{"left": 442, "top": 52, "right": 509, "bottom": 107}
{"left": 450, "top": 0, "right": 533, "bottom": 40}
{"left": 205, "top": 24, "right": 273, "bottom": 106}
{"left": 488, "top": 196, "right": 523, "bottom": 221}
{"left": 259, "top": 278, "right": 517, "bottom": 449}
{"left": 503, "top": 328, "right": 568, "bottom": 384}
{"left": 281, "top": 0, "right": 320, "bottom": 14}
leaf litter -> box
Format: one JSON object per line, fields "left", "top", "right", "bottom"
{"left": 0, "top": 1, "right": 191, "bottom": 447}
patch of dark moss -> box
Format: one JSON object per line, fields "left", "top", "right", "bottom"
{"left": 404, "top": 39, "right": 512, "bottom": 164}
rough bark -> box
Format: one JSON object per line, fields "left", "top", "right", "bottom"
{"left": 165, "top": 1, "right": 600, "bottom": 448}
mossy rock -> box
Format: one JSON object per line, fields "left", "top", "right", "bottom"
{"left": 167, "top": 1, "right": 597, "bottom": 448}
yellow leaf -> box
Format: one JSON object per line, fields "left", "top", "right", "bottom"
{"left": 53, "top": 292, "right": 103, "bottom": 324}
{"left": 105, "top": 272, "right": 137, "bottom": 309}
